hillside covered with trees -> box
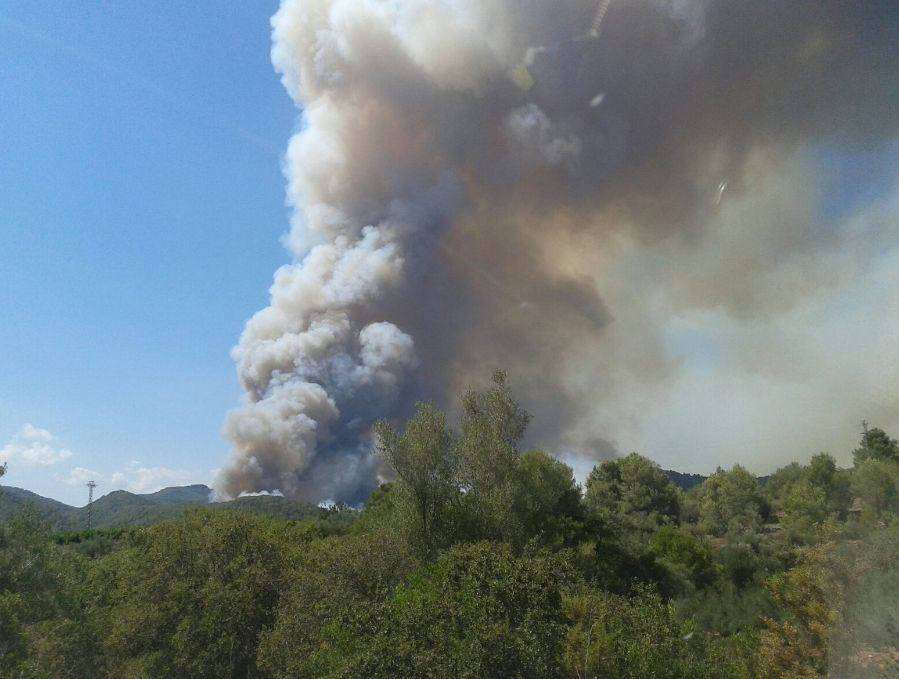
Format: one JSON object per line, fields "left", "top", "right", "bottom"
{"left": 1, "top": 373, "right": 898, "bottom": 677}
{"left": 0, "top": 483, "right": 335, "bottom": 532}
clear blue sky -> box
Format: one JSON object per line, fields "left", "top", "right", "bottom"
{"left": 1, "top": 2, "right": 294, "bottom": 505}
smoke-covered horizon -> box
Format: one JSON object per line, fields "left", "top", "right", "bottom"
{"left": 214, "top": 0, "right": 899, "bottom": 502}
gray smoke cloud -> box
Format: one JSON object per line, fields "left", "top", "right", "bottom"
{"left": 214, "top": 0, "right": 899, "bottom": 502}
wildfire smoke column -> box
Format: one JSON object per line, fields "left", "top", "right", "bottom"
{"left": 215, "top": 0, "right": 899, "bottom": 502}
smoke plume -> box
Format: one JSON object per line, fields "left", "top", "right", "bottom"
{"left": 215, "top": 0, "right": 899, "bottom": 501}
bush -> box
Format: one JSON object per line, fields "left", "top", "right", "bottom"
{"left": 101, "top": 510, "right": 290, "bottom": 678}
{"left": 350, "top": 542, "right": 568, "bottom": 678}
{"left": 562, "top": 585, "right": 754, "bottom": 678}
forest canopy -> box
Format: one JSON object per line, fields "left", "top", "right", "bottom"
{"left": 1, "top": 373, "right": 898, "bottom": 678}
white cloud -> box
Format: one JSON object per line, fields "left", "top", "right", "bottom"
{"left": 1, "top": 424, "right": 73, "bottom": 467}
{"left": 20, "top": 423, "right": 52, "bottom": 442}
{"left": 108, "top": 462, "right": 195, "bottom": 494}
{"left": 65, "top": 467, "right": 102, "bottom": 486}
{"left": 60, "top": 463, "right": 199, "bottom": 496}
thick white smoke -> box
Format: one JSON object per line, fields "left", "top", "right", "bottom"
{"left": 216, "top": 0, "right": 531, "bottom": 500}
{"left": 215, "top": 0, "right": 899, "bottom": 501}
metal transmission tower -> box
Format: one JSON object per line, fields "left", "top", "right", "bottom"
{"left": 86, "top": 480, "right": 97, "bottom": 531}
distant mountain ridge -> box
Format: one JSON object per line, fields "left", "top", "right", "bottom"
{"left": 0, "top": 486, "right": 75, "bottom": 527}
{"left": 0, "top": 483, "right": 322, "bottom": 531}
{"left": 1, "top": 469, "right": 728, "bottom": 530}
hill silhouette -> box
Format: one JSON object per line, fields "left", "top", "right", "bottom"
{"left": 0, "top": 483, "right": 323, "bottom": 531}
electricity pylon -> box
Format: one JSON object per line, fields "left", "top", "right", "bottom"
{"left": 86, "top": 480, "right": 97, "bottom": 531}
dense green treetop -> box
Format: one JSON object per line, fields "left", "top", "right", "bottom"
{"left": 697, "top": 465, "right": 767, "bottom": 536}
{"left": 853, "top": 427, "right": 899, "bottom": 466}
{"left": 584, "top": 453, "right": 681, "bottom": 531}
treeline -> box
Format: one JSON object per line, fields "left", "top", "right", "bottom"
{"left": 1, "top": 373, "right": 898, "bottom": 677}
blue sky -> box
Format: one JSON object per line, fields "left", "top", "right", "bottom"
{"left": 1, "top": 2, "right": 294, "bottom": 505}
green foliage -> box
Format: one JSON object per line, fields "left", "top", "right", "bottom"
{"left": 767, "top": 454, "right": 850, "bottom": 526}
{"left": 697, "top": 466, "right": 768, "bottom": 536}
{"left": 258, "top": 529, "right": 414, "bottom": 678}
{"left": 781, "top": 482, "right": 830, "bottom": 543}
{"left": 828, "top": 524, "right": 899, "bottom": 677}
{"left": 0, "top": 508, "right": 97, "bottom": 676}
{"left": 0, "top": 482, "right": 328, "bottom": 531}
{"left": 853, "top": 427, "right": 899, "bottom": 466}
{"left": 714, "top": 527, "right": 789, "bottom": 589}
{"left": 52, "top": 527, "right": 138, "bottom": 558}
{"left": 584, "top": 453, "right": 681, "bottom": 533}
{"left": 563, "top": 585, "right": 753, "bottom": 678}
{"left": 663, "top": 469, "right": 708, "bottom": 492}
{"left": 510, "top": 450, "right": 584, "bottom": 548}
{"left": 850, "top": 459, "right": 899, "bottom": 523}
{"left": 563, "top": 537, "right": 659, "bottom": 596}
{"left": 806, "top": 453, "right": 837, "bottom": 489}
{"left": 351, "top": 542, "right": 568, "bottom": 678}
{"left": 0, "top": 590, "right": 24, "bottom": 666}
{"left": 23, "top": 616, "right": 103, "bottom": 679}
{"left": 456, "top": 370, "right": 531, "bottom": 490}
{"left": 647, "top": 526, "right": 716, "bottom": 592}
{"left": 678, "top": 583, "right": 778, "bottom": 637}
{"left": 756, "top": 522, "right": 899, "bottom": 678}
{"left": 757, "top": 545, "right": 840, "bottom": 679}
{"left": 375, "top": 372, "right": 581, "bottom": 553}
{"left": 100, "top": 510, "right": 289, "bottom": 678}
{"left": 374, "top": 402, "right": 458, "bottom": 554}
{"left": 803, "top": 453, "right": 851, "bottom": 517}
{"left": 765, "top": 462, "right": 806, "bottom": 506}
{"left": 0, "top": 510, "right": 55, "bottom": 608}
{"left": 5, "top": 380, "right": 898, "bottom": 678}
{"left": 453, "top": 371, "right": 534, "bottom": 544}
{"left": 0, "top": 488, "right": 75, "bottom": 529}
{"left": 350, "top": 482, "right": 399, "bottom": 534}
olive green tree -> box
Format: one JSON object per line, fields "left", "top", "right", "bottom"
{"left": 584, "top": 453, "right": 681, "bottom": 532}
{"left": 850, "top": 459, "right": 899, "bottom": 523}
{"left": 697, "top": 466, "right": 767, "bottom": 536}
{"left": 510, "top": 450, "right": 584, "bottom": 548}
{"left": 351, "top": 542, "right": 568, "bottom": 678}
{"left": 853, "top": 427, "right": 899, "bottom": 466}
{"left": 101, "top": 511, "right": 289, "bottom": 678}
{"left": 374, "top": 402, "right": 457, "bottom": 554}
